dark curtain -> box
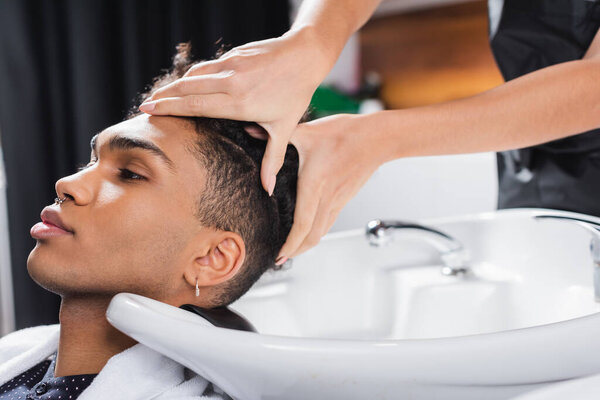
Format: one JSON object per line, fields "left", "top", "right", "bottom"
{"left": 0, "top": 0, "right": 290, "bottom": 330}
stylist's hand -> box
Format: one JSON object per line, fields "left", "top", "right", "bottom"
{"left": 278, "top": 113, "right": 386, "bottom": 263}
{"left": 139, "top": 27, "right": 335, "bottom": 196}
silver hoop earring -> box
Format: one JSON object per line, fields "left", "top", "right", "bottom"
{"left": 195, "top": 278, "right": 199, "bottom": 297}
{"left": 54, "top": 197, "right": 67, "bottom": 205}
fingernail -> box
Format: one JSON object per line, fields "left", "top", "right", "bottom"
{"left": 275, "top": 256, "right": 288, "bottom": 266}
{"left": 267, "top": 174, "right": 276, "bottom": 197}
{"left": 139, "top": 101, "right": 156, "bottom": 112}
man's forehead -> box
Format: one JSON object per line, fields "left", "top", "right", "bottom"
{"left": 98, "top": 114, "right": 195, "bottom": 143}
{"left": 91, "top": 114, "right": 203, "bottom": 179}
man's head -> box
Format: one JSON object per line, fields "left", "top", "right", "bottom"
{"left": 27, "top": 44, "right": 299, "bottom": 308}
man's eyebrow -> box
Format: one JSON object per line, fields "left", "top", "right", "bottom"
{"left": 90, "top": 132, "right": 176, "bottom": 174}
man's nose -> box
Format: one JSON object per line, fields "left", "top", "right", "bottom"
{"left": 55, "top": 168, "right": 94, "bottom": 206}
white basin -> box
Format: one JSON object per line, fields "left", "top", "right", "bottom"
{"left": 106, "top": 208, "right": 600, "bottom": 400}
{"left": 512, "top": 371, "right": 600, "bottom": 399}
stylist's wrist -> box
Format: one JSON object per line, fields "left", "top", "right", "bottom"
{"left": 352, "top": 111, "right": 401, "bottom": 166}
{"left": 284, "top": 24, "right": 345, "bottom": 81}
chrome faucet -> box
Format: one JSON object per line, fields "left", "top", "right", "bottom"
{"left": 534, "top": 214, "right": 600, "bottom": 302}
{"left": 365, "top": 219, "right": 470, "bottom": 276}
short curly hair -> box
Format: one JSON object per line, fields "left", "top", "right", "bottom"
{"left": 129, "top": 43, "right": 299, "bottom": 307}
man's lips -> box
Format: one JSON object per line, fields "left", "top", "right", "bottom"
{"left": 30, "top": 207, "right": 74, "bottom": 239}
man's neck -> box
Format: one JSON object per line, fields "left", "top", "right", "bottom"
{"left": 54, "top": 295, "right": 138, "bottom": 377}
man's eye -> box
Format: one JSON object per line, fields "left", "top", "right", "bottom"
{"left": 118, "top": 168, "right": 145, "bottom": 181}
{"left": 75, "top": 161, "right": 145, "bottom": 181}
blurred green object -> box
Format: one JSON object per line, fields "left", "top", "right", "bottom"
{"left": 309, "top": 86, "right": 361, "bottom": 119}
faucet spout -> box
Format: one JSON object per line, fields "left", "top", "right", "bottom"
{"left": 365, "top": 219, "right": 469, "bottom": 276}
{"left": 534, "top": 214, "right": 600, "bottom": 302}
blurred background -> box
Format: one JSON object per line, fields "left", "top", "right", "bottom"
{"left": 0, "top": 0, "right": 502, "bottom": 334}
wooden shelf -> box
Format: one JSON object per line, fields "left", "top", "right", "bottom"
{"left": 361, "top": 0, "right": 504, "bottom": 109}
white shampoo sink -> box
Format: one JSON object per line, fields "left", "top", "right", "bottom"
{"left": 106, "top": 208, "right": 600, "bottom": 400}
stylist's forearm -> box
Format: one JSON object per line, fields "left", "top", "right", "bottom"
{"left": 369, "top": 58, "right": 600, "bottom": 163}
{"left": 290, "top": 0, "right": 382, "bottom": 67}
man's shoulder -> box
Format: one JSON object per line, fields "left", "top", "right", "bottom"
{"left": 0, "top": 324, "right": 59, "bottom": 361}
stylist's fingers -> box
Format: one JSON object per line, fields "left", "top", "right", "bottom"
{"left": 289, "top": 197, "right": 334, "bottom": 258}
{"left": 182, "top": 46, "right": 251, "bottom": 78}
{"left": 261, "top": 124, "right": 294, "bottom": 196}
{"left": 138, "top": 94, "right": 239, "bottom": 119}
{"left": 276, "top": 173, "right": 322, "bottom": 263}
{"left": 290, "top": 187, "right": 346, "bottom": 258}
{"left": 183, "top": 58, "right": 227, "bottom": 77}
{"left": 325, "top": 209, "right": 339, "bottom": 235}
{"left": 147, "top": 74, "right": 233, "bottom": 102}
{"left": 245, "top": 125, "right": 269, "bottom": 140}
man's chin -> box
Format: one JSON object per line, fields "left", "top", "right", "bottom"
{"left": 27, "top": 248, "right": 71, "bottom": 295}
{"left": 27, "top": 245, "right": 48, "bottom": 276}
{"left": 27, "top": 242, "right": 73, "bottom": 270}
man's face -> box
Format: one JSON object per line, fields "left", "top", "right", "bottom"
{"left": 27, "top": 115, "right": 214, "bottom": 304}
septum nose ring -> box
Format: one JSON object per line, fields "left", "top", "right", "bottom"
{"left": 54, "top": 197, "right": 68, "bottom": 205}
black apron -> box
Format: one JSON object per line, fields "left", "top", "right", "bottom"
{"left": 488, "top": 0, "right": 600, "bottom": 216}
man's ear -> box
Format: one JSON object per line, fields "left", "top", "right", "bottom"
{"left": 184, "top": 231, "right": 246, "bottom": 288}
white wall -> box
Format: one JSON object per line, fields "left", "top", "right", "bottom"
{"left": 329, "top": 152, "right": 498, "bottom": 233}
{"left": 0, "top": 135, "right": 15, "bottom": 335}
